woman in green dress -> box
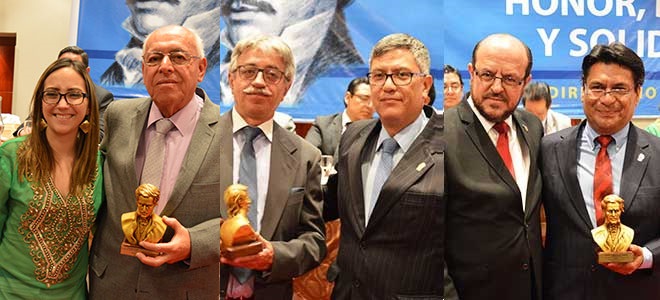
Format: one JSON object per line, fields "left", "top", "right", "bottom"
{"left": 0, "top": 58, "right": 102, "bottom": 299}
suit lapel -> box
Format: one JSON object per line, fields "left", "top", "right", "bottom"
{"left": 458, "top": 102, "right": 520, "bottom": 196}
{"left": 366, "top": 112, "right": 444, "bottom": 232}
{"left": 620, "top": 126, "right": 649, "bottom": 210}
{"left": 261, "top": 124, "right": 298, "bottom": 240}
{"left": 346, "top": 121, "right": 378, "bottom": 236}
{"left": 557, "top": 123, "right": 593, "bottom": 230}
{"left": 218, "top": 111, "right": 234, "bottom": 218}
{"left": 122, "top": 99, "right": 150, "bottom": 208}
{"left": 161, "top": 96, "right": 219, "bottom": 215}
{"left": 513, "top": 111, "right": 540, "bottom": 218}
{"left": 329, "top": 114, "right": 342, "bottom": 153}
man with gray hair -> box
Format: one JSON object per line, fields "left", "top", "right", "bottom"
{"left": 89, "top": 25, "right": 223, "bottom": 299}
{"left": 219, "top": 35, "right": 326, "bottom": 299}
{"left": 329, "top": 33, "right": 445, "bottom": 299}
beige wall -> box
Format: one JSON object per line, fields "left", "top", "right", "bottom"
{"left": 0, "top": 0, "right": 74, "bottom": 120}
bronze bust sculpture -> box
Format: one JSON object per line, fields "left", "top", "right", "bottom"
{"left": 220, "top": 184, "right": 262, "bottom": 259}
{"left": 120, "top": 183, "right": 167, "bottom": 257}
{"left": 591, "top": 194, "right": 634, "bottom": 263}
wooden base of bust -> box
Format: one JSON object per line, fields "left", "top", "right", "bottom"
{"left": 120, "top": 241, "right": 161, "bottom": 257}
{"left": 598, "top": 251, "right": 634, "bottom": 263}
{"left": 221, "top": 241, "right": 263, "bottom": 260}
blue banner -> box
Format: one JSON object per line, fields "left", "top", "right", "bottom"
{"left": 77, "top": 0, "right": 442, "bottom": 120}
{"left": 77, "top": 0, "right": 659, "bottom": 118}
{"left": 445, "top": 0, "right": 660, "bottom": 117}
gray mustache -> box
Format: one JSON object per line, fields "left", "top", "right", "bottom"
{"left": 243, "top": 87, "right": 272, "bottom": 96}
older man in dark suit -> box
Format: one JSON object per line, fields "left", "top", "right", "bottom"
{"left": 542, "top": 42, "right": 660, "bottom": 299}
{"left": 329, "top": 33, "right": 445, "bottom": 299}
{"left": 444, "top": 33, "right": 543, "bottom": 300}
{"left": 89, "top": 25, "right": 222, "bottom": 299}
{"left": 219, "top": 35, "right": 326, "bottom": 300}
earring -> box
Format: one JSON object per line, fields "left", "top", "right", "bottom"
{"left": 40, "top": 118, "right": 48, "bottom": 129}
{"left": 79, "top": 120, "right": 91, "bottom": 134}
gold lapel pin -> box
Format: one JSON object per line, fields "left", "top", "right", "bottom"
{"left": 522, "top": 124, "right": 529, "bottom": 132}
{"left": 637, "top": 153, "right": 645, "bottom": 162}
{"left": 416, "top": 162, "right": 426, "bottom": 171}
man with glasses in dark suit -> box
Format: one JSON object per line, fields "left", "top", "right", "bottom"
{"left": 330, "top": 33, "right": 445, "bottom": 299}
{"left": 444, "top": 33, "right": 543, "bottom": 300}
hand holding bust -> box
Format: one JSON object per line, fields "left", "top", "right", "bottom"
{"left": 220, "top": 184, "right": 263, "bottom": 259}
{"left": 592, "top": 194, "right": 635, "bottom": 263}
{"left": 120, "top": 183, "right": 167, "bottom": 257}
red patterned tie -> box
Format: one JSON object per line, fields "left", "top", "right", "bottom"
{"left": 594, "top": 135, "right": 613, "bottom": 226}
{"left": 493, "top": 122, "right": 515, "bottom": 178}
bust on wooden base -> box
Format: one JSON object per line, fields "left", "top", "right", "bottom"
{"left": 592, "top": 195, "right": 635, "bottom": 264}
{"left": 220, "top": 184, "right": 263, "bottom": 260}
{"left": 120, "top": 183, "right": 167, "bottom": 257}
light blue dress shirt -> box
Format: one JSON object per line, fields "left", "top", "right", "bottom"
{"left": 577, "top": 122, "right": 652, "bottom": 268}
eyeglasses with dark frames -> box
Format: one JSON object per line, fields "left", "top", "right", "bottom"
{"left": 42, "top": 90, "right": 87, "bottom": 105}
{"left": 474, "top": 68, "right": 524, "bottom": 87}
{"left": 367, "top": 71, "right": 426, "bottom": 86}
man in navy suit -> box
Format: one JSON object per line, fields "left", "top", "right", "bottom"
{"left": 331, "top": 33, "right": 445, "bottom": 299}
{"left": 542, "top": 42, "right": 660, "bottom": 299}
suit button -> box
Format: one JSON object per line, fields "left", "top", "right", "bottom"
{"left": 591, "top": 265, "right": 597, "bottom": 272}
{"left": 359, "top": 242, "right": 366, "bottom": 250}
{"left": 353, "top": 280, "right": 360, "bottom": 288}
{"left": 522, "top": 263, "right": 529, "bottom": 271}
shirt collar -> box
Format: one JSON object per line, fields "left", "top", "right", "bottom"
{"left": 146, "top": 93, "right": 203, "bottom": 136}
{"left": 231, "top": 108, "right": 274, "bottom": 142}
{"left": 341, "top": 110, "right": 352, "bottom": 129}
{"left": 583, "top": 121, "right": 630, "bottom": 150}
{"left": 376, "top": 110, "right": 428, "bottom": 153}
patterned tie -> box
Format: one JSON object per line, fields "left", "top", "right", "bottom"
{"left": 141, "top": 118, "right": 174, "bottom": 187}
{"left": 233, "top": 126, "right": 262, "bottom": 286}
{"left": 594, "top": 135, "right": 613, "bottom": 226}
{"left": 368, "top": 138, "right": 399, "bottom": 222}
{"left": 493, "top": 122, "right": 515, "bottom": 178}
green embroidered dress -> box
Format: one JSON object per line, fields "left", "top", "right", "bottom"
{"left": 0, "top": 137, "right": 103, "bottom": 299}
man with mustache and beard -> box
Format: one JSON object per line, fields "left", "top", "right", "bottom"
{"left": 443, "top": 33, "right": 544, "bottom": 300}
{"left": 101, "top": 0, "right": 220, "bottom": 88}
{"left": 220, "top": 0, "right": 362, "bottom": 105}
{"left": 219, "top": 35, "right": 326, "bottom": 300}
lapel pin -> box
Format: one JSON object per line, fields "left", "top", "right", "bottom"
{"left": 637, "top": 153, "right": 645, "bottom": 162}
{"left": 416, "top": 162, "right": 426, "bottom": 171}
{"left": 522, "top": 124, "right": 528, "bottom": 132}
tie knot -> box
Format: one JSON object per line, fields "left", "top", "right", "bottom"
{"left": 380, "top": 138, "right": 399, "bottom": 155}
{"left": 596, "top": 135, "right": 613, "bottom": 147}
{"left": 243, "top": 126, "right": 262, "bottom": 142}
{"left": 155, "top": 118, "right": 174, "bottom": 134}
{"left": 493, "top": 122, "right": 510, "bottom": 135}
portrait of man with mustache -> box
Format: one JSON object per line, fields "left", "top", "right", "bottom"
{"left": 101, "top": 0, "right": 221, "bottom": 87}
{"left": 219, "top": 0, "right": 363, "bottom": 105}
